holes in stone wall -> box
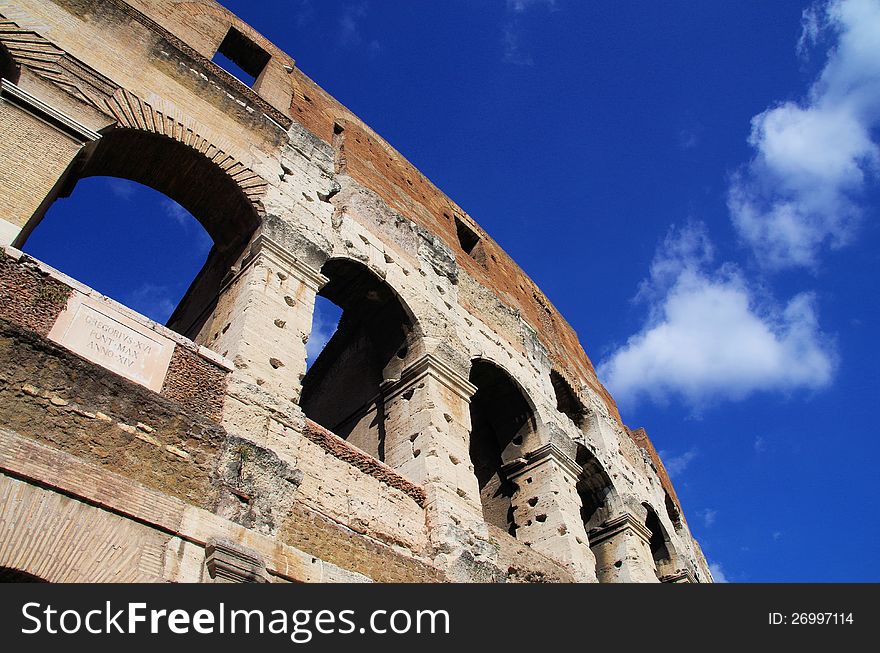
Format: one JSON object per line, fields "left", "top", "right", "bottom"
{"left": 467, "top": 359, "right": 535, "bottom": 536}
{"left": 212, "top": 27, "right": 271, "bottom": 88}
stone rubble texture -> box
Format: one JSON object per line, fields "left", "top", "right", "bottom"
{"left": 0, "top": 0, "right": 712, "bottom": 583}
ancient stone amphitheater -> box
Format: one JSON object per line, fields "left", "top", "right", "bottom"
{"left": 0, "top": 0, "right": 711, "bottom": 583}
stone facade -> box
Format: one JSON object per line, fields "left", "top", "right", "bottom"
{"left": 0, "top": 0, "right": 712, "bottom": 583}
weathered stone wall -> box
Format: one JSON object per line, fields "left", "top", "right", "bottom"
{"left": 0, "top": 0, "right": 712, "bottom": 583}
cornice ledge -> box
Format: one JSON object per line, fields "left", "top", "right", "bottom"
{"left": 245, "top": 234, "right": 329, "bottom": 291}
{"left": 1, "top": 78, "right": 101, "bottom": 142}
{"left": 383, "top": 353, "right": 477, "bottom": 402}
{"left": 588, "top": 513, "right": 653, "bottom": 546}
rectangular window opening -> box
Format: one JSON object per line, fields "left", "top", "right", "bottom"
{"left": 454, "top": 216, "right": 480, "bottom": 255}
{"left": 212, "top": 27, "right": 271, "bottom": 88}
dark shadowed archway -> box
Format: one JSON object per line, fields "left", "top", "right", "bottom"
{"left": 644, "top": 502, "right": 675, "bottom": 580}
{"left": 468, "top": 359, "right": 536, "bottom": 534}
{"left": 300, "top": 258, "right": 417, "bottom": 460}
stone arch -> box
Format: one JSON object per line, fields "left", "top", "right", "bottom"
{"left": 576, "top": 445, "right": 618, "bottom": 533}
{"left": 300, "top": 257, "right": 422, "bottom": 460}
{"left": 102, "top": 89, "right": 268, "bottom": 217}
{"left": 665, "top": 491, "right": 683, "bottom": 531}
{"left": 550, "top": 369, "right": 588, "bottom": 429}
{"left": 14, "top": 92, "right": 268, "bottom": 338}
{"left": 467, "top": 357, "right": 538, "bottom": 534}
{"left": 643, "top": 502, "right": 677, "bottom": 581}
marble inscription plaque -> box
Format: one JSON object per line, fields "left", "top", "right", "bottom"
{"left": 48, "top": 296, "right": 175, "bottom": 391}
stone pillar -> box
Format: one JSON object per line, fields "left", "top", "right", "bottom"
{"left": 504, "top": 444, "right": 599, "bottom": 582}
{"left": 202, "top": 234, "right": 327, "bottom": 436}
{"left": 380, "top": 353, "right": 501, "bottom": 579}
{"left": 0, "top": 79, "right": 100, "bottom": 245}
{"left": 588, "top": 513, "right": 660, "bottom": 583}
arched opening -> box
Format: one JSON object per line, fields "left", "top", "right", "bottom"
{"left": 644, "top": 503, "right": 674, "bottom": 581}
{"left": 0, "top": 566, "right": 47, "bottom": 582}
{"left": 467, "top": 359, "right": 535, "bottom": 535}
{"left": 665, "top": 491, "right": 683, "bottom": 531}
{"left": 300, "top": 258, "right": 417, "bottom": 460}
{"left": 576, "top": 446, "right": 615, "bottom": 533}
{"left": 14, "top": 128, "right": 260, "bottom": 338}
{"left": 550, "top": 369, "right": 587, "bottom": 428}
{"left": 23, "top": 177, "right": 212, "bottom": 324}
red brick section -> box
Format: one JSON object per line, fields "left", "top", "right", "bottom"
{"left": 302, "top": 419, "right": 427, "bottom": 507}
{"left": 0, "top": 253, "right": 71, "bottom": 336}
{"left": 283, "top": 68, "right": 622, "bottom": 423}
{"left": 629, "top": 426, "right": 682, "bottom": 514}
{"left": 160, "top": 346, "right": 228, "bottom": 422}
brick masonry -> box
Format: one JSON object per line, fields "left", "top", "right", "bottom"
{"left": 0, "top": 0, "right": 712, "bottom": 583}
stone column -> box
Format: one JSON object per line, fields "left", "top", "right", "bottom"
{"left": 202, "top": 234, "right": 327, "bottom": 437}
{"left": 588, "top": 513, "right": 660, "bottom": 583}
{"left": 504, "top": 444, "right": 599, "bottom": 583}
{"left": 380, "top": 353, "right": 501, "bottom": 579}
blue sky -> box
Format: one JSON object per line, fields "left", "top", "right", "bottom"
{"left": 24, "top": 0, "right": 880, "bottom": 581}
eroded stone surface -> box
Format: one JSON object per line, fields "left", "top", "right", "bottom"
{"left": 0, "top": 0, "right": 712, "bottom": 583}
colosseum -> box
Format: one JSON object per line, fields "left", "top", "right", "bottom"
{"left": 0, "top": 0, "right": 711, "bottom": 583}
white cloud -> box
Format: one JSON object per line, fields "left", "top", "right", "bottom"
{"left": 106, "top": 178, "right": 136, "bottom": 201}
{"left": 598, "top": 224, "right": 836, "bottom": 408}
{"left": 797, "top": 5, "right": 822, "bottom": 58}
{"left": 124, "top": 282, "right": 177, "bottom": 324}
{"left": 162, "top": 198, "right": 192, "bottom": 228}
{"left": 754, "top": 436, "right": 767, "bottom": 453}
{"left": 502, "top": 23, "right": 534, "bottom": 67}
{"left": 730, "top": 0, "right": 880, "bottom": 269}
{"left": 709, "top": 561, "right": 729, "bottom": 583}
{"left": 699, "top": 508, "right": 718, "bottom": 528}
{"left": 338, "top": 2, "right": 379, "bottom": 54}
{"left": 160, "top": 198, "right": 213, "bottom": 256}
{"left": 660, "top": 448, "right": 698, "bottom": 478}
{"left": 502, "top": 0, "right": 558, "bottom": 65}
{"left": 507, "top": 0, "right": 557, "bottom": 13}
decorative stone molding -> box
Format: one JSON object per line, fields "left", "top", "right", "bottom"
{"left": 1, "top": 79, "right": 101, "bottom": 142}
{"left": 238, "top": 234, "right": 329, "bottom": 292}
{"left": 0, "top": 18, "right": 117, "bottom": 115}
{"left": 503, "top": 442, "right": 583, "bottom": 483}
{"left": 205, "top": 538, "right": 269, "bottom": 583}
{"left": 588, "top": 513, "right": 653, "bottom": 547}
{"left": 660, "top": 569, "right": 697, "bottom": 584}
{"left": 382, "top": 353, "right": 477, "bottom": 403}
